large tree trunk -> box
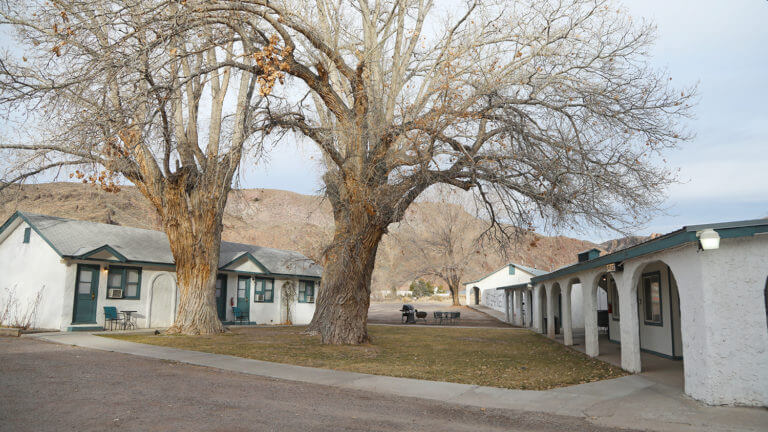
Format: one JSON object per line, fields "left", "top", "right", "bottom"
{"left": 307, "top": 216, "right": 383, "bottom": 344}
{"left": 155, "top": 174, "right": 227, "bottom": 335}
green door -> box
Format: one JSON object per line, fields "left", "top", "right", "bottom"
{"left": 73, "top": 264, "right": 99, "bottom": 323}
{"left": 237, "top": 276, "right": 250, "bottom": 319}
{"left": 216, "top": 274, "right": 227, "bottom": 321}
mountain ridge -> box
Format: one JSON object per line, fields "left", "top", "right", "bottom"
{"left": 0, "top": 182, "right": 643, "bottom": 292}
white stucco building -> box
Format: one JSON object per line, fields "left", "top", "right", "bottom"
{"left": 462, "top": 263, "right": 546, "bottom": 318}
{"left": 502, "top": 219, "right": 768, "bottom": 407}
{"left": 0, "top": 212, "right": 322, "bottom": 331}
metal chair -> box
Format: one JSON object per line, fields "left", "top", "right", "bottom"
{"left": 433, "top": 311, "right": 444, "bottom": 325}
{"left": 103, "top": 306, "right": 124, "bottom": 330}
{"left": 232, "top": 306, "right": 248, "bottom": 325}
{"left": 451, "top": 311, "right": 461, "bottom": 325}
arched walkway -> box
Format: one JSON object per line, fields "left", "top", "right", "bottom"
{"left": 547, "top": 282, "right": 562, "bottom": 338}
{"left": 536, "top": 285, "right": 547, "bottom": 333}
{"left": 582, "top": 272, "right": 613, "bottom": 357}
{"left": 621, "top": 260, "right": 684, "bottom": 383}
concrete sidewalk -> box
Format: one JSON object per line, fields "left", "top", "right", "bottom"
{"left": 466, "top": 303, "right": 510, "bottom": 323}
{"left": 31, "top": 332, "right": 767, "bottom": 432}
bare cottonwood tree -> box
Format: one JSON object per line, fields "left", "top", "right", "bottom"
{"left": 3, "top": 0, "right": 694, "bottom": 343}
{"left": 396, "top": 191, "right": 486, "bottom": 306}
{"left": 187, "top": 0, "right": 694, "bottom": 344}
{"left": 0, "top": 1, "right": 279, "bottom": 334}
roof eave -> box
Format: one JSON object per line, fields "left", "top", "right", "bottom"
{"left": 219, "top": 251, "right": 271, "bottom": 273}
{"left": 0, "top": 211, "right": 66, "bottom": 257}
{"left": 531, "top": 221, "right": 768, "bottom": 284}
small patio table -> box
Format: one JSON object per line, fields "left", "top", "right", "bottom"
{"left": 121, "top": 310, "right": 137, "bottom": 330}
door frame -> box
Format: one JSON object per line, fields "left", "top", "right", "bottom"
{"left": 216, "top": 273, "right": 228, "bottom": 320}
{"left": 236, "top": 275, "right": 250, "bottom": 318}
{"left": 72, "top": 264, "right": 100, "bottom": 324}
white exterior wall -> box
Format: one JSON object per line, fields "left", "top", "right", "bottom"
{"left": 539, "top": 234, "right": 768, "bottom": 406}
{"left": 61, "top": 260, "right": 177, "bottom": 330}
{"left": 0, "top": 221, "right": 67, "bottom": 330}
{"left": 465, "top": 265, "right": 538, "bottom": 313}
{"left": 652, "top": 237, "right": 768, "bottom": 406}
{"left": 569, "top": 284, "right": 585, "bottom": 330}
{"left": 220, "top": 272, "right": 316, "bottom": 325}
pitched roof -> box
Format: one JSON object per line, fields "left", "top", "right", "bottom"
{"left": 530, "top": 218, "right": 768, "bottom": 284}
{"left": 462, "top": 262, "right": 547, "bottom": 285}
{"left": 1, "top": 211, "right": 321, "bottom": 278}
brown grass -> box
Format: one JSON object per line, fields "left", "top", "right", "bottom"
{"left": 104, "top": 325, "right": 626, "bottom": 390}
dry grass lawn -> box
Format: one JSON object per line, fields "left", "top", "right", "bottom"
{"left": 105, "top": 325, "right": 626, "bottom": 390}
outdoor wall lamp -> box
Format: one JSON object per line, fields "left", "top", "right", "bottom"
{"left": 697, "top": 229, "right": 720, "bottom": 250}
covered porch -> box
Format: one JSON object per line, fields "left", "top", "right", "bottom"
{"left": 554, "top": 330, "right": 684, "bottom": 391}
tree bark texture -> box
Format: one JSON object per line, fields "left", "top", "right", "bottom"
{"left": 147, "top": 171, "right": 227, "bottom": 335}
{"left": 307, "top": 200, "right": 384, "bottom": 344}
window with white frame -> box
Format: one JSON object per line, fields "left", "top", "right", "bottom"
{"left": 642, "top": 272, "right": 662, "bottom": 325}
{"left": 298, "top": 280, "right": 315, "bottom": 303}
{"left": 610, "top": 278, "right": 620, "bottom": 320}
{"left": 106, "top": 266, "right": 141, "bottom": 299}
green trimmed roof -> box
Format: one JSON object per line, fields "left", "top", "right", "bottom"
{"left": 531, "top": 218, "right": 768, "bottom": 284}
{"left": 0, "top": 211, "right": 322, "bottom": 279}
{"left": 462, "top": 262, "right": 547, "bottom": 285}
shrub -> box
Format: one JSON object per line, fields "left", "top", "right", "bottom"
{"left": 409, "top": 279, "right": 435, "bottom": 299}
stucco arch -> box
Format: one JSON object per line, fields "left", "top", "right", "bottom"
{"left": 147, "top": 272, "right": 178, "bottom": 328}
{"left": 546, "top": 282, "right": 562, "bottom": 338}
{"left": 534, "top": 284, "right": 547, "bottom": 333}
{"left": 582, "top": 270, "right": 612, "bottom": 357}
{"left": 622, "top": 258, "right": 684, "bottom": 374}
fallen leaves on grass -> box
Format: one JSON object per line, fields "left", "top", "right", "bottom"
{"left": 104, "top": 326, "right": 626, "bottom": 390}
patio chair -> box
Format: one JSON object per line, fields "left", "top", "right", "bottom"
{"left": 103, "top": 306, "right": 124, "bottom": 331}
{"left": 451, "top": 312, "right": 461, "bottom": 325}
{"left": 232, "top": 306, "right": 249, "bottom": 325}
{"left": 433, "top": 311, "right": 444, "bottom": 325}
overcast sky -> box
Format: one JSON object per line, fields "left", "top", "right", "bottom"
{"left": 3, "top": 1, "right": 767, "bottom": 242}
{"left": 242, "top": 1, "right": 768, "bottom": 240}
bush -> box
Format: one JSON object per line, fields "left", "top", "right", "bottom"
{"left": 409, "top": 279, "right": 436, "bottom": 299}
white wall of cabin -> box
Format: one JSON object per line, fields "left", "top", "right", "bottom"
{"left": 0, "top": 221, "right": 67, "bottom": 330}
{"left": 465, "top": 265, "right": 538, "bottom": 312}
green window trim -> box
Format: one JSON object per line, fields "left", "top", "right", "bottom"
{"left": 508, "top": 265, "right": 515, "bottom": 275}
{"left": 106, "top": 266, "right": 142, "bottom": 300}
{"left": 642, "top": 271, "right": 663, "bottom": 326}
{"left": 23, "top": 227, "right": 31, "bottom": 243}
{"left": 298, "top": 280, "right": 315, "bottom": 303}
{"left": 253, "top": 277, "right": 274, "bottom": 303}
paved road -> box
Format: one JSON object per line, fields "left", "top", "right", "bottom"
{"left": 368, "top": 302, "right": 511, "bottom": 327}
{"left": 0, "top": 338, "right": 635, "bottom": 432}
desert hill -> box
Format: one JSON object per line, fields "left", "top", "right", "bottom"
{"left": 0, "top": 182, "right": 620, "bottom": 292}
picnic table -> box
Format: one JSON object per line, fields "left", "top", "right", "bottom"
{"left": 433, "top": 311, "right": 461, "bottom": 325}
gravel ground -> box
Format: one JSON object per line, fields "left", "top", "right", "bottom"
{"left": 0, "top": 337, "right": 640, "bottom": 432}
{"left": 368, "top": 302, "right": 511, "bottom": 327}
